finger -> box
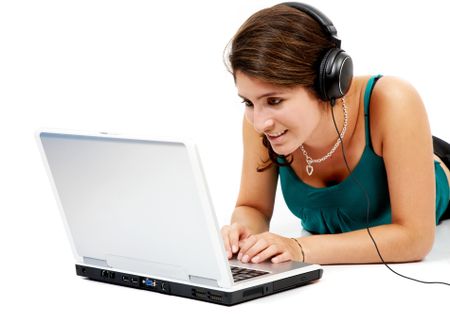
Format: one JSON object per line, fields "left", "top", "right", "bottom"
{"left": 223, "top": 235, "right": 233, "bottom": 259}
{"left": 251, "top": 244, "right": 279, "bottom": 264}
{"left": 239, "top": 232, "right": 270, "bottom": 259}
{"left": 241, "top": 238, "right": 268, "bottom": 263}
{"left": 220, "top": 227, "right": 233, "bottom": 259}
{"left": 229, "top": 225, "right": 242, "bottom": 254}
{"left": 271, "top": 251, "right": 293, "bottom": 264}
{"left": 237, "top": 235, "right": 257, "bottom": 261}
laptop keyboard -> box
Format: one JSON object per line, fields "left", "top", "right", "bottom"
{"left": 230, "top": 266, "right": 269, "bottom": 282}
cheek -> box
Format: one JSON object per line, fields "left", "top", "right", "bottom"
{"left": 244, "top": 109, "right": 254, "bottom": 124}
{"left": 293, "top": 107, "right": 321, "bottom": 131}
{"left": 307, "top": 108, "right": 323, "bottom": 131}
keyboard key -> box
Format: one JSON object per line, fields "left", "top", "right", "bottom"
{"left": 230, "top": 266, "right": 269, "bottom": 282}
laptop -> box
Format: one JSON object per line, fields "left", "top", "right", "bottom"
{"left": 37, "top": 130, "right": 323, "bottom": 306}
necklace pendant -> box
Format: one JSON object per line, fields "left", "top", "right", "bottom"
{"left": 306, "top": 164, "right": 314, "bottom": 176}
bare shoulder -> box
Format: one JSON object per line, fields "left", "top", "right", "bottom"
{"left": 370, "top": 76, "right": 427, "bottom": 124}
{"left": 368, "top": 76, "right": 430, "bottom": 154}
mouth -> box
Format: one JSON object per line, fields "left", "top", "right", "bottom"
{"left": 265, "top": 129, "right": 288, "bottom": 140}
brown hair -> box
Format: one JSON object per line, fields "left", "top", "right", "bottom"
{"left": 225, "top": 4, "right": 336, "bottom": 171}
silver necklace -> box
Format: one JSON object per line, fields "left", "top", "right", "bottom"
{"left": 300, "top": 97, "right": 349, "bottom": 176}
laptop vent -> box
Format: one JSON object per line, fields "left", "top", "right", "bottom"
{"left": 191, "top": 288, "right": 223, "bottom": 302}
{"left": 243, "top": 287, "right": 263, "bottom": 298}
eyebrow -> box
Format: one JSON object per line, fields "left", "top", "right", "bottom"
{"left": 238, "top": 92, "right": 284, "bottom": 101}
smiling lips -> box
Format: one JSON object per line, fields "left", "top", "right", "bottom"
{"left": 265, "top": 129, "right": 287, "bottom": 140}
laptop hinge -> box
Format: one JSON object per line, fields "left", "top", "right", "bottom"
{"left": 189, "top": 275, "right": 219, "bottom": 287}
{"left": 83, "top": 257, "right": 109, "bottom": 267}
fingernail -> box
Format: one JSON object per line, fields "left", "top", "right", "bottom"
{"left": 252, "top": 256, "right": 259, "bottom": 263}
{"left": 242, "top": 255, "right": 249, "bottom": 263}
{"left": 237, "top": 253, "right": 242, "bottom": 260}
{"left": 232, "top": 245, "right": 238, "bottom": 253}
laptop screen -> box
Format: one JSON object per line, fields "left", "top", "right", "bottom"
{"left": 39, "top": 131, "right": 233, "bottom": 287}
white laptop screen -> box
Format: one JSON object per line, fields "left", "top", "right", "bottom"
{"left": 39, "top": 132, "right": 232, "bottom": 287}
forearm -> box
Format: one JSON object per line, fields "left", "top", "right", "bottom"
{"left": 231, "top": 205, "right": 270, "bottom": 235}
{"left": 299, "top": 223, "right": 435, "bottom": 264}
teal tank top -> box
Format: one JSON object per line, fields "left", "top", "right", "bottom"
{"left": 279, "top": 75, "right": 450, "bottom": 234}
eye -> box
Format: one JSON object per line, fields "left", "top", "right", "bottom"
{"left": 241, "top": 99, "right": 254, "bottom": 108}
{"left": 267, "top": 97, "right": 282, "bottom": 105}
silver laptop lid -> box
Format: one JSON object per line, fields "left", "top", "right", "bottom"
{"left": 38, "top": 130, "right": 234, "bottom": 288}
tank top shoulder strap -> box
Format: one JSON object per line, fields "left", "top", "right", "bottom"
{"left": 363, "top": 75, "right": 383, "bottom": 149}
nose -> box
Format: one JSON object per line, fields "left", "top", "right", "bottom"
{"left": 250, "top": 106, "right": 275, "bottom": 134}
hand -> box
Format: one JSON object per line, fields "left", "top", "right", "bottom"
{"left": 237, "top": 232, "right": 302, "bottom": 264}
{"left": 220, "top": 223, "right": 252, "bottom": 259}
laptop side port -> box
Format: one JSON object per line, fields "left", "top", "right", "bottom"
{"left": 121, "top": 275, "right": 139, "bottom": 286}
{"left": 191, "top": 288, "right": 224, "bottom": 302}
{"left": 208, "top": 291, "right": 223, "bottom": 302}
{"left": 142, "top": 278, "right": 157, "bottom": 288}
{"left": 100, "top": 270, "right": 115, "bottom": 280}
{"left": 191, "top": 288, "right": 208, "bottom": 299}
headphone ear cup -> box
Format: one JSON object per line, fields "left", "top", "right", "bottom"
{"left": 318, "top": 48, "right": 353, "bottom": 101}
{"left": 318, "top": 48, "right": 335, "bottom": 101}
{"left": 335, "top": 50, "right": 353, "bottom": 98}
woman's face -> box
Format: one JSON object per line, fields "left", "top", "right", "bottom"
{"left": 235, "top": 71, "right": 324, "bottom": 156}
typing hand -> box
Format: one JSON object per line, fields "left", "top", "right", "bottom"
{"left": 237, "top": 232, "right": 302, "bottom": 264}
{"left": 220, "top": 223, "right": 252, "bottom": 259}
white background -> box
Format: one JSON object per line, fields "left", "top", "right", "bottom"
{"left": 1, "top": 0, "right": 450, "bottom": 321}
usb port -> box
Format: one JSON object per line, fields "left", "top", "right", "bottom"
{"left": 122, "top": 275, "right": 130, "bottom": 283}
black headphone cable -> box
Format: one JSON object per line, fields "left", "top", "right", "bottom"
{"left": 330, "top": 100, "right": 450, "bottom": 287}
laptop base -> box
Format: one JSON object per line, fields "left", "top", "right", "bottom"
{"left": 76, "top": 264, "right": 323, "bottom": 306}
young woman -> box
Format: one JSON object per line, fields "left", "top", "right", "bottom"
{"left": 220, "top": 2, "right": 450, "bottom": 265}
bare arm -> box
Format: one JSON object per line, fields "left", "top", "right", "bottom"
{"left": 230, "top": 206, "right": 270, "bottom": 236}
{"left": 238, "top": 77, "right": 436, "bottom": 264}
{"left": 299, "top": 77, "right": 435, "bottom": 264}
{"left": 221, "top": 116, "right": 278, "bottom": 258}
{"left": 299, "top": 223, "right": 431, "bottom": 264}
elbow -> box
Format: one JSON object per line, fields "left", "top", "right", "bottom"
{"left": 390, "top": 213, "right": 436, "bottom": 262}
{"left": 406, "top": 227, "right": 435, "bottom": 262}
{"left": 409, "top": 244, "right": 432, "bottom": 262}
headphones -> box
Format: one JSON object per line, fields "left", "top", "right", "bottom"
{"left": 281, "top": 2, "right": 353, "bottom": 103}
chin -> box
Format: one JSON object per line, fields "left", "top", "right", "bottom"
{"left": 272, "top": 145, "right": 298, "bottom": 156}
